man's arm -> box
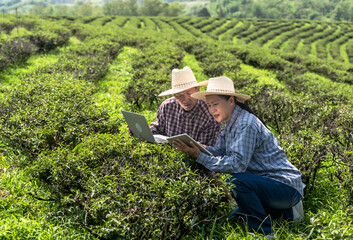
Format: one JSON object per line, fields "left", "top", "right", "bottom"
{"left": 149, "top": 104, "right": 166, "bottom": 135}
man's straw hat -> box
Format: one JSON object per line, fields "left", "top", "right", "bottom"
{"left": 191, "top": 76, "right": 251, "bottom": 102}
{"left": 159, "top": 66, "right": 208, "bottom": 97}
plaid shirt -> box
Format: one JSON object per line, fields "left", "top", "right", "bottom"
{"left": 197, "top": 105, "right": 305, "bottom": 197}
{"left": 150, "top": 97, "right": 221, "bottom": 146}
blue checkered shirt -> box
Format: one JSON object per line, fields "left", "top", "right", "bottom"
{"left": 197, "top": 105, "right": 305, "bottom": 197}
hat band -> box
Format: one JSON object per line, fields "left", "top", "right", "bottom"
{"left": 206, "top": 88, "right": 234, "bottom": 94}
{"left": 172, "top": 81, "right": 196, "bottom": 89}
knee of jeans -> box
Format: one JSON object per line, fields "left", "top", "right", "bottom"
{"left": 228, "top": 181, "right": 251, "bottom": 197}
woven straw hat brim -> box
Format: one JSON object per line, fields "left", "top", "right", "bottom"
{"left": 191, "top": 91, "right": 251, "bottom": 102}
{"left": 158, "top": 80, "right": 208, "bottom": 97}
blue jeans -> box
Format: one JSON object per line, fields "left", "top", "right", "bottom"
{"left": 227, "top": 172, "right": 301, "bottom": 234}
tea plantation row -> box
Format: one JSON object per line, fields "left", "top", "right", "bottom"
{"left": 71, "top": 15, "right": 353, "bottom": 64}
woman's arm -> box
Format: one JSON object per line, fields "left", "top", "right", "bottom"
{"left": 197, "top": 123, "right": 257, "bottom": 173}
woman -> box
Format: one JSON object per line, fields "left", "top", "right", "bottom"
{"left": 172, "top": 76, "right": 305, "bottom": 235}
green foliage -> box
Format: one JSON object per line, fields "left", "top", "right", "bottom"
{"left": 0, "top": 38, "right": 35, "bottom": 70}
{"left": 163, "top": 2, "right": 185, "bottom": 17}
{"left": 0, "top": 24, "right": 123, "bottom": 158}
{"left": 0, "top": 146, "right": 96, "bottom": 240}
{"left": 208, "top": 0, "right": 353, "bottom": 21}
{"left": 1, "top": 15, "right": 353, "bottom": 240}
{"left": 0, "top": 16, "right": 70, "bottom": 71}
{"left": 123, "top": 40, "right": 184, "bottom": 110}
{"left": 103, "top": 0, "right": 138, "bottom": 16}
{"left": 176, "top": 39, "right": 242, "bottom": 77}
{"left": 0, "top": 17, "right": 16, "bottom": 33}
{"left": 55, "top": 39, "right": 121, "bottom": 81}
{"left": 0, "top": 73, "right": 118, "bottom": 157}
{"left": 27, "top": 133, "right": 228, "bottom": 239}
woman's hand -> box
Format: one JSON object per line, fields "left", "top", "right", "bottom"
{"left": 172, "top": 139, "right": 201, "bottom": 159}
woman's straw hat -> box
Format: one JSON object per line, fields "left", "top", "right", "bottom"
{"left": 191, "top": 76, "right": 251, "bottom": 102}
{"left": 159, "top": 66, "right": 208, "bottom": 97}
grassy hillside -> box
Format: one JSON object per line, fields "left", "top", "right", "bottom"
{"left": 1, "top": 15, "right": 352, "bottom": 239}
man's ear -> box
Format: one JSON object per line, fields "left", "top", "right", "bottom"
{"left": 195, "top": 87, "right": 200, "bottom": 92}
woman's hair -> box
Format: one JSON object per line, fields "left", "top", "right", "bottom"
{"left": 218, "top": 95, "right": 267, "bottom": 127}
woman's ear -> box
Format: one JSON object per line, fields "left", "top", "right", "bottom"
{"left": 229, "top": 96, "right": 236, "bottom": 106}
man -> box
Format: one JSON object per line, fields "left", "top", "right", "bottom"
{"left": 149, "top": 67, "right": 232, "bottom": 202}
{"left": 150, "top": 66, "right": 221, "bottom": 146}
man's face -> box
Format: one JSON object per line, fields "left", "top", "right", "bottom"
{"left": 174, "top": 87, "right": 199, "bottom": 111}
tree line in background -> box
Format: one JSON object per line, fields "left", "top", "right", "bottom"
{"left": 208, "top": 0, "right": 353, "bottom": 21}
{"left": 2, "top": 0, "right": 185, "bottom": 17}
{"left": 2, "top": 0, "right": 353, "bottom": 21}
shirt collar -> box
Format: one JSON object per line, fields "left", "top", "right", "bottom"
{"left": 224, "top": 105, "right": 242, "bottom": 132}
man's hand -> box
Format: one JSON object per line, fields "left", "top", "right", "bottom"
{"left": 126, "top": 125, "right": 146, "bottom": 142}
{"left": 127, "top": 125, "right": 133, "bottom": 136}
{"left": 172, "top": 139, "right": 201, "bottom": 159}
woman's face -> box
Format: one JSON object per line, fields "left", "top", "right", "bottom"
{"left": 206, "top": 95, "right": 235, "bottom": 123}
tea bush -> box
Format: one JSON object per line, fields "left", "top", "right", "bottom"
{"left": 54, "top": 38, "right": 121, "bottom": 82}
{"left": 0, "top": 25, "right": 124, "bottom": 158}
{"left": 0, "top": 37, "right": 35, "bottom": 70}
{"left": 0, "top": 17, "right": 70, "bottom": 71}
{"left": 28, "top": 133, "right": 228, "bottom": 239}
{"left": 123, "top": 40, "right": 184, "bottom": 110}
{"left": 0, "top": 72, "right": 119, "bottom": 157}
{"left": 0, "top": 17, "right": 15, "bottom": 33}
{"left": 175, "top": 39, "right": 242, "bottom": 77}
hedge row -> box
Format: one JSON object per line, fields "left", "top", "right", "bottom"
{"left": 253, "top": 22, "right": 303, "bottom": 46}
{"left": 0, "top": 35, "right": 122, "bottom": 158}
{"left": 122, "top": 39, "right": 184, "bottom": 110}
{"left": 0, "top": 17, "right": 70, "bottom": 71}
{"left": 346, "top": 39, "right": 353, "bottom": 64}
{"left": 241, "top": 21, "right": 294, "bottom": 44}
{"left": 176, "top": 39, "right": 242, "bottom": 78}
{"left": 329, "top": 31, "right": 353, "bottom": 63}
{"left": 220, "top": 20, "right": 251, "bottom": 41}
{"left": 209, "top": 19, "right": 239, "bottom": 39}
{"left": 68, "top": 15, "right": 353, "bottom": 64}
{"left": 212, "top": 41, "right": 353, "bottom": 85}
{"left": 268, "top": 23, "right": 315, "bottom": 49}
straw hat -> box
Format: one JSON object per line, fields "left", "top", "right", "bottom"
{"left": 191, "top": 76, "right": 251, "bottom": 102}
{"left": 159, "top": 66, "right": 208, "bottom": 97}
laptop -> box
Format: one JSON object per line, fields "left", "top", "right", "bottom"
{"left": 122, "top": 111, "right": 213, "bottom": 156}
{"left": 121, "top": 110, "right": 168, "bottom": 143}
